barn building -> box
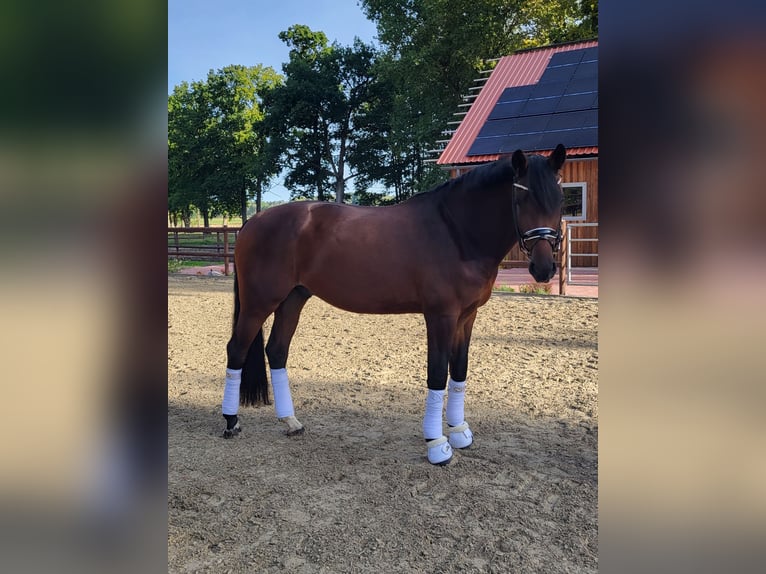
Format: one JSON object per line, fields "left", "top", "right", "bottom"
{"left": 434, "top": 39, "right": 598, "bottom": 269}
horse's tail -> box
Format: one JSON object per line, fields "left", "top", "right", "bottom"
{"left": 232, "top": 271, "right": 271, "bottom": 406}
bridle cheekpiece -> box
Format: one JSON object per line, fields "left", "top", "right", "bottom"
{"left": 512, "top": 182, "right": 563, "bottom": 258}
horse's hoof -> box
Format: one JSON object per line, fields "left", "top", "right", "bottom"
{"left": 448, "top": 422, "right": 473, "bottom": 449}
{"left": 426, "top": 436, "right": 453, "bottom": 465}
{"left": 222, "top": 422, "right": 241, "bottom": 438}
{"left": 279, "top": 415, "right": 304, "bottom": 436}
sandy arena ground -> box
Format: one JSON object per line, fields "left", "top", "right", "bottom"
{"left": 168, "top": 275, "right": 598, "bottom": 573}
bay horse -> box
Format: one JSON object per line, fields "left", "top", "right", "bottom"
{"left": 221, "top": 144, "right": 566, "bottom": 465}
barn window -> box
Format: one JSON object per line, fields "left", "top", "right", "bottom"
{"left": 561, "top": 182, "right": 587, "bottom": 220}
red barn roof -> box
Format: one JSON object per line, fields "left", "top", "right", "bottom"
{"left": 437, "top": 39, "right": 598, "bottom": 166}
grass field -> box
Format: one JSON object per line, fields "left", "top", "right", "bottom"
{"left": 169, "top": 215, "right": 244, "bottom": 228}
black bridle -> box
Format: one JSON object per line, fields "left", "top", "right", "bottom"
{"left": 512, "top": 181, "right": 563, "bottom": 258}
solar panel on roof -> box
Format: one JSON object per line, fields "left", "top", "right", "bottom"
{"left": 487, "top": 100, "right": 527, "bottom": 121}
{"left": 477, "top": 114, "right": 553, "bottom": 139}
{"left": 572, "top": 60, "right": 598, "bottom": 80}
{"left": 581, "top": 47, "right": 598, "bottom": 62}
{"left": 566, "top": 77, "right": 597, "bottom": 95}
{"left": 515, "top": 115, "right": 552, "bottom": 133}
{"left": 548, "top": 49, "right": 585, "bottom": 66}
{"left": 498, "top": 133, "right": 543, "bottom": 153}
{"left": 545, "top": 110, "right": 596, "bottom": 131}
{"left": 556, "top": 93, "right": 597, "bottom": 112}
{"left": 538, "top": 65, "right": 576, "bottom": 84}
{"left": 541, "top": 128, "right": 597, "bottom": 150}
{"left": 567, "top": 127, "right": 598, "bottom": 147}
{"left": 476, "top": 118, "right": 516, "bottom": 138}
{"left": 521, "top": 97, "right": 560, "bottom": 115}
{"left": 531, "top": 80, "right": 569, "bottom": 99}
{"left": 537, "top": 131, "right": 569, "bottom": 150}
{"left": 467, "top": 138, "right": 505, "bottom": 156}
{"left": 465, "top": 44, "right": 598, "bottom": 156}
{"left": 496, "top": 85, "right": 533, "bottom": 103}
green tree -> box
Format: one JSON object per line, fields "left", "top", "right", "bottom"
{"left": 265, "top": 26, "right": 333, "bottom": 201}
{"left": 168, "top": 80, "right": 210, "bottom": 226}
{"left": 168, "top": 66, "right": 283, "bottom": 226}
{"left": 204, "top": 65, "right": 283, "bottom": 220}
{"left": 267, "top": 26, "right": 380, "bottom": 204}
{"left": 352, "top": 53, "right": 447, "bottom": 203}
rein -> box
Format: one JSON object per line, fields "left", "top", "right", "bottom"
{"left": 512, "top": 181, "right": 563, "bottom": 258}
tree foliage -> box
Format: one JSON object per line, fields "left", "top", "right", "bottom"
{"left": 266, "top": 26, "right": 380, "bottom": 204}
{"left": 168, "top": 80, "right": 208, "bottom": 226}
{"left": 168, "top": 65, "right": 282, "bottom": 224}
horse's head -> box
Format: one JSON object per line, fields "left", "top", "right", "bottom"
{"left": 511, "top": 144, "right": 566, "bottom": 283}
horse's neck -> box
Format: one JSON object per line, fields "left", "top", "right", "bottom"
{"left": 440, "top": 185, "right": 518, "bottom": 266}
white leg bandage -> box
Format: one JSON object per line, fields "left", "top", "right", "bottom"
{"left": 270, "top": 368, "right": 295, "bottom": 419}
{"left": 423, "top": 389, "right": 453, "bottom": 464}
{"left": 446, "top": 377, "right": 473, "bottom": 449}
{"left": 446, "top": 377, "right": 466, "bottom": 426}
{"left": 222, "top": 368, "right": 242, "bottom": 415}
{"left": 422, "top": 389, "right": 445, "bottom": 439}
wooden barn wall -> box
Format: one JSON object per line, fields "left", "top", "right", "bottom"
{"left": 563, "top": 158, "right": 598, "bottom": 268}
{"left": 562, "top": 158, "right": 598, "bottom": 223}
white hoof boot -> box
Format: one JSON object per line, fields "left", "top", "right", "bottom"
{"left": 280, "top": 415, "right": 305, "bottom": 436}
{"left": 448, "top": 422, "right": 473, "bottom": 449}
{"left": 426, "top": 436, "right": 453, "bottom": 465}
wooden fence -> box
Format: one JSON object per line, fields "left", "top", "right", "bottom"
{"left": 168, "top": 226, "right": 240, "bottom": 275}
{"left": 168, "top": 221, "right": 570, "bottom": 293}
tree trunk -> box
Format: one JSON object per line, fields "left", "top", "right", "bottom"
{"left": 255, "top": 179, "right": 262, "bottom": 214}
{"left": 202, "top": 209, "right": 210, "bottom": 228}
{"left": 415, "top": 142, "right": 423, "bottom": 187}
{"left": 313, "top": 121, "right": 325, "bottom": 202}
{"left": 315, "top": 142, "right": 324, "bottom": 201}
{"left": 335, "top": 135, "right": 346, "bottom": 204}
{"left": 240, "top": 178, "right": 248, "bottom": 224}
{"left": 182, "top": 209, "right": 191, "bottom": 228}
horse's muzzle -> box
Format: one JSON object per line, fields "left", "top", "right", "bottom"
{"left": 529, "top": 260, "right": 557, "bottom": 283}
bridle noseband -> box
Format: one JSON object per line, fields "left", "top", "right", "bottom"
{"left": 512, "top": 182, "right": 563, "bottom": 258}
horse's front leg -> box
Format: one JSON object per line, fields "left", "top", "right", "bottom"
{"left": 423, "top": 313, "right": 458, "bottom": 465}
{"left": 446, "top": 310, "right": 478, "bottom": 450}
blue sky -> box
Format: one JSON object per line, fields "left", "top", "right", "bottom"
{"left": 169, "top": 0, "right": 380, "bottom": 202}
{"left": 168, "top": 0, "right": 377, "bottom": 201}
{"left": 169, "top": 0, "right": 378, "bottom": 91}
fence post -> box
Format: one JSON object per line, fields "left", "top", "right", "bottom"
{"left": 174, "top": 230, "right": 179, "bottom": 259}
{"left": 559, "top": 219, "right": 567, "bottom": 296}
{"left": 223, "top": 226, "right": 230, "bottom": 276}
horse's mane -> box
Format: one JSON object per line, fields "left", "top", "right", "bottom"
{"left": 405, "top": 154, "right": 559, "bottom": 213}
{"left": 404, "top": 158, "right": 516, "bottom": 205}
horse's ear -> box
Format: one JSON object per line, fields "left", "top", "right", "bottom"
{"left": 549, "top": 144, "right": 566, "bottom": 171}
{"left": 511, "top": 149, "right": 527, "bottom": 176}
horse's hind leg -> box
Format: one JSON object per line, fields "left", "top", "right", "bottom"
{"left": 222, "top": 309, "right": 270, "bottom": 437}
{"left": 266, "top": 286, "right": 312, "bottom": 436}
{"left": 446, "top": 310, "right": 478, "bottom": 449}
